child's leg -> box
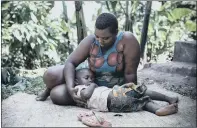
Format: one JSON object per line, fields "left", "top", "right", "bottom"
{"left": 144, "top": 101, "right": 178, "bottom": 116}
{"left": 144, "top": 90, "right": 178, "bottom": 104}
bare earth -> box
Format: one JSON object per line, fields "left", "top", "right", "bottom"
{"left": 2, "top": 67, "right": 196, "bottom": 127}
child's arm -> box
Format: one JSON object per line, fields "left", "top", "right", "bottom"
{"left": 80, "top": 83, "right": 98, "bottom": 100}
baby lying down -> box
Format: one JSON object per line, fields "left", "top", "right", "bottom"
{"left": 74, "top": 68, "right": 178, "bottom": 116}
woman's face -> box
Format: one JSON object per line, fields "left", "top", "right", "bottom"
{"left": 94, "top": 28, "right": 117, "bottom": 49}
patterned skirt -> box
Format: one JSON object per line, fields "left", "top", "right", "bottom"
{"left": 108, "top": 83, "right": 151, "bottom": 112}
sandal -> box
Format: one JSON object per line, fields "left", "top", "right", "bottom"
{"left": 77, "top": 111, "right": 94, "bottom": 121}
{"left": 81, "top": 111, "right": 112, "bottom": 127}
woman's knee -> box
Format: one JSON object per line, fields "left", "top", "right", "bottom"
{"left": 43, "top": 65, "right": 64, "bottom": 88}
{"left": 50, "top": 84, "right": 75, "bottom": 105}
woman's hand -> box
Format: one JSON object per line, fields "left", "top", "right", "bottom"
{"left": 69, "top": 87, "right": 87, "bottom": 106}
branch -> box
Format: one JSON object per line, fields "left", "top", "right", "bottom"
{"left": 119, "top": 1, "right": 127, "bottom": 16}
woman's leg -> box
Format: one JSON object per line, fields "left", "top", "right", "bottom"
{"left": 50, "top": 84, "right": 75, "bottom": 105}
{"left": 144, "top": 101, "right": 178, "bottom": 116}
{"left": 36, "top": 65, "right": 65, "bottom": 101}
{"left": 144, "top": 90, "right": 178, "bottom": 104}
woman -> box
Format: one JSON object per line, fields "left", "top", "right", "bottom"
{"left": 36, "top": 13, "right": 178, "bottom": 106}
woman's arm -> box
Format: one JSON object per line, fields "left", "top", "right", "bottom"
{"left": 64, "top": 35, "right": 95, "bottom": 103}
{"left": 122, "top": 32, "right": 140, "bottom": 85}
{"left": 80, "top": 83, "right": 98, "bottom": 100}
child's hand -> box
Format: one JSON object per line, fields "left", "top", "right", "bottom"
{"left": 121, "top": 82, "right": 135, "bottom": 88}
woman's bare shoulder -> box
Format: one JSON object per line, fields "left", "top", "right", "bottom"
{"left": 121, "top": 31, "right": 139, "bottom": 49}
{"left": 122, "top": 31, "right": 138, "bottom": 44}
{"left": 80, "top": 34, "right": 95, "bottom": 45}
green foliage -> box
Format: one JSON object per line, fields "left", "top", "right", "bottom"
{"left": 1, "top": 76, "right": 45, "bottom": 100}
{"left": 2, "top": 1, "right": 70, "bottom": 69}
{"left": 103, "top": 1, "right": 196, "bottom": 62}
{"left": 185, "top": 21, "right": 196, "bottom": 32}
{"left": 147, "top": 1, "right": 196, "bottom": 62}
{"left": 2, "top": 1, "right": 196, "bottom": 69}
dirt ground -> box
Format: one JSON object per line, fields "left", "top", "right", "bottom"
{"left": 2, "top": 64, "right": 196, "bottom": 127}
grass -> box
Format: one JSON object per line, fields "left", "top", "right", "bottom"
{"left": 2, "top": 76, "right": 46, "bottom": 100}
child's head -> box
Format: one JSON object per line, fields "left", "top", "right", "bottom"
{"left": 75, "top": 68, "right": 95, "bottom": 85}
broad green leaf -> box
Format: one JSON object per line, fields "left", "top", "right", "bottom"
{"left": 13, "top": 29, "right": 22, "bottom": 42}
{"left": 29, "top": 3, "right": 37, "bottom": 12}
{"left": 148, "top": 22, "right": 154, "bottom": 34}
{"left": 185, "top": 21, "right": 196, "bottom": 32}
{"left": 45, "top": 2, "right": 52, "bottom": 6}
{"left": 30, "top": 12, "right": 38, "bottom": 23}
{"left": 167, "top": 13, "right": 174, "bottom": 22}
{"left": 37, "top": 45, "right": 45, "bottom": 56}
{"left": 97, "top": 7, "right": 102, "bottom": 16}
{"left": 40, "top": 32, "right": 48, "bottom": 42}
{"left": 30, "top": 43, "right": 36, "bottom": 49}
{"left": 2, "top": 34, "right": 12, "bottom": 41}
{"left": 22, "top": 26, "right": 30, "bottom": 40}
{"left": 49, "top": 43, "right": 56, "bottom": 51}
{"left": 4, "top": 14, "right": 11, "bottom": 20}
{"left": 49, "top": 39, "right": 57, "bottom": 46}
{"left": 61, "top": 20, "right": 68, "bottom": 31}
{"left": 159, "top": 1, "right": 171, "bottom": 11}
{"left": 26, "top": 24, "right": 33, "bottom": 32}
{"left": 2, "top": 2, "right": 10, "bottom": 11}
{"left": 37, "top": 37, "right": 42, "bottom": 44}
{"left": 26, "top": 33, "right": 31, "bottom": 42}
{"left": 170, "top": 8, "right": 193, "bottom": 21}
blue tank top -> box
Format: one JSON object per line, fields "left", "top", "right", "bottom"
{"left": 88, "top": 32, "right": 125, "bottom": 88}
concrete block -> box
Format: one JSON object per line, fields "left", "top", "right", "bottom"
{"left": 173, "top": 41, "right": 196, "bottom": 63}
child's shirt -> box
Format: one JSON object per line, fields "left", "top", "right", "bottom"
{"left": 75, "top": 85, "right": 112, "bottom": 112}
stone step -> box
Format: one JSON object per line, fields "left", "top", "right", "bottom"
{"left": 173, "top": 41, "right": 196, "bottom": 63}
{"left": 143, "top": 62, "right": 196, "bottom": 77}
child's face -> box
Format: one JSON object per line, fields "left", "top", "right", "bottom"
{"left": 77, "top": 70, "right": 95, "bottom": 85}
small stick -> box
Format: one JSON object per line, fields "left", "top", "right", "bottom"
{"left": 92, "top": 111, "right": 102, "bottom": 124}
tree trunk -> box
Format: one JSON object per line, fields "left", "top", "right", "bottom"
{"left": 75, "top": 1, "right": 87, "bottom": 44}
{"left": 125, "top": 1, "right": 133, "bottom": 32}
{"left": 140, "top": 1, "right": 152, "bottom": 61}
{"left": 125, "top": 1, "right": 129, "bottom": 31}
{"left": 105, "top": 1, "right": 111, "bottom": 11}
{"left": 62, "top": 1, "right": 68, "bottom": 22}
{"left": 110, "top": 1, "right": 117, "bottom": 17}
{"left": 62, "top": 1, "right": 71, "bottom": 54}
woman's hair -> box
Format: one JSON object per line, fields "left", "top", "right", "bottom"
{"left": 95, "top": 13, "right": 118, "bottom": 34}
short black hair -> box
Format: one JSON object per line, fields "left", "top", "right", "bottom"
{"left": 95, "top": 13, "right": 118, "bottom": 34}
{"left": 75, "top": 68, "right": 90, "bottom": 79}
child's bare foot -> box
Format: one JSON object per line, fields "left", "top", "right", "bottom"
{"left": 155, "top": 103, "right": 178, "bottom": 116}
{"left": 168, "top": 96, "right": 179, "bottom": 104}
{"left": 36, "top": 88, "right": 51, "bottom": 101}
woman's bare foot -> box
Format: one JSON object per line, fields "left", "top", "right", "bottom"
{"left": 168, "top": 96, "right": 179, "bottom": 104}
{"left": 36, "top": 88, "right": 51, "bottom": 101}
{"left": 155, "top": 103, "right": 178, "bottom": 116}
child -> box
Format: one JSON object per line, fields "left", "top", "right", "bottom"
{"left": 74, "top": 68, "right": 178, "bottom": 116}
